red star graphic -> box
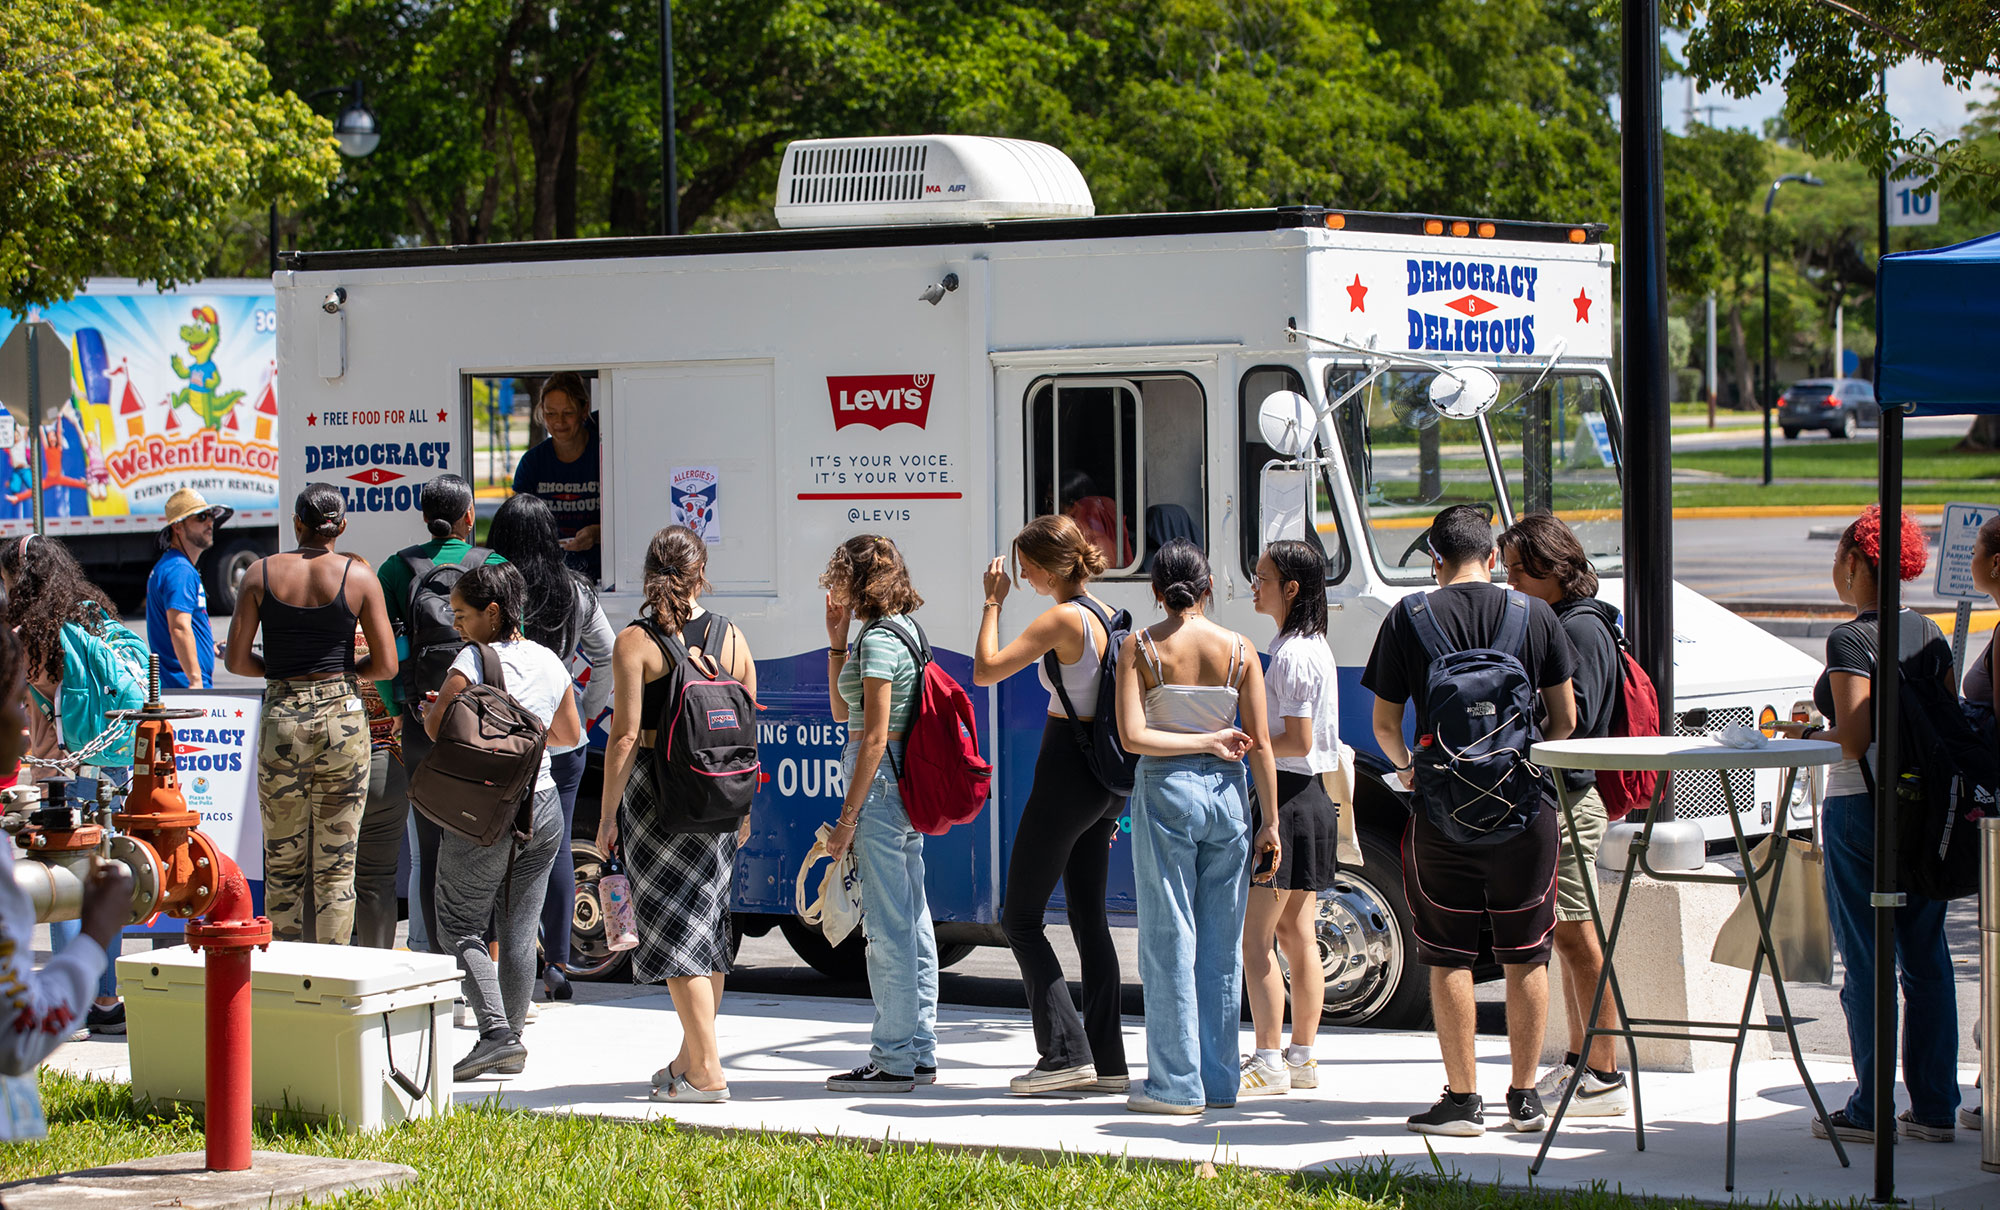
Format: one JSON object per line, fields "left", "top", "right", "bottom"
{"left": 436, "top": 409, "right": 448, "bottom": 424}
{"left": 234, "top": 710, "right": 244, "bottom": 718}
{"left": 1346, "top": 274, "right": 1368, "bottom": 312}
{"left": 306, "top": 413, "right": 317, "bottom": 426}
{"left": 1573, "top": 289, "right": 1593, "bottom": 323}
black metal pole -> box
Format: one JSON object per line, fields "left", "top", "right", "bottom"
{"left": 660, "top": 0, "right": 677, "bottom": 236}
{"left": 1762, "top": 222, "right": 1774, "bottom": 484}
{"left": 268, "top": 203, "right": 279, "bottom": 275}
{"left": 1871, "top": 84, "right": 1899, "bottom": 1198}
{"left": 1621, "top": 0, "right": 1673, "bottom": 813}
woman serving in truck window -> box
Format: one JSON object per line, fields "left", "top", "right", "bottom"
{"left": 510, "top": 372, "right": 601, "bottom": 582}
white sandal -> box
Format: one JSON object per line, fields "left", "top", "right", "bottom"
{"left": 651, "top": 1074, "right": 729, "bottom": 1103}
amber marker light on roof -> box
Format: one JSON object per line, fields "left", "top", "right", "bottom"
{"left": 1450, "top": 221, "right": 1471, "bottom": 237}
{"left": 1424, "top": 219, "right": 1444, "bottom": 235}
{"left": 1324, "top": 214, "right": 1346, "bottom": 230}
{"left": 1568, "top": 228, "right": 1587, "bottom": 243}
{"left": 1477, "top": 222, "right": 1496, "bottom": 238}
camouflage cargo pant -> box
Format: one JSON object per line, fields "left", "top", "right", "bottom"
{"left": 259, "top": 677, "right": 370, "bottom": 944}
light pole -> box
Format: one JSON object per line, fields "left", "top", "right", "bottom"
{"left": 270, "top": 82, "right": 382, "bottom": 273}
{"left": 1760, "top": 171, "right": 1824, "bottom": 484}
{"left": 660, "top": 0, "right": 678, "bottom": 236}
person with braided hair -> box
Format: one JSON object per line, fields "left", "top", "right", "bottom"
{"left": 1773, "top": 504, "right": 1959, "bottom": 1144}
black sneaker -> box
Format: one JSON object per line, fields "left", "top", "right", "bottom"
{"left": 914, "top": 1064, "right": 937, "bottom": 1086}
{"left": 1407, "top": 1087, "right": 1484, "bottom": 1137}
{"left": 1812, "top": 1108, "right": 1892, "bottom": 1144}
{"left": 454, "top": 1033, "right": 527, "bottom": 1081}
{"left": 86, "top": 1002, "right": 126, "bottom": 1035}
{"left": 826, "top": 1063, "right": 916, "bottom": 1094}
{"left": 1506, "top": 1087, "right": 1548, "bottom": 1132}
{"left": 1959, "top": 1104, "right": 1982, "bottom": 1131}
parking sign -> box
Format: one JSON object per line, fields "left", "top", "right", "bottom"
{"left": 1935, "top": 502, "right": 1996, "bottom": 600}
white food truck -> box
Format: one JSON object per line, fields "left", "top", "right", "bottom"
{"left": 275, "top": 136, "right": 1823, "bottom": 1027}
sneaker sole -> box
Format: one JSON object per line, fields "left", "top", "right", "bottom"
{"left": 826, "top": 1080, "right": 916, "bottom": 1094}
{"left": 1288, "top": 1071, "right": 1318, "bottom": 1089}
{"left": 1564, "top": 1096, "right": 1630, "bottom": 1118}
{"left": 1238, "top": 1080, "right": 1291, "bottom": 1097}
{"left": 1812, "top": 1122, "right": 1890, "bottom": 1145}
{"left": 1088, "top": 1077, "right": 1130, "bottom": 1094}
{"left": 89, "top": 1025, "right": 127, "bottom": 1036}
{"left": 1507, "top": 1115, "right": 1548, "bottom": 1133}
{"left": 455, "top": 1051, "right": 528, "bottom": 1081}
{"left": 1126, "top": 1098, "right": 1203, "bottom": 1115}
{"left": 1898, "top": 1122, "right": 1954, "bottom": 1143}
{"left": 1959, "top": 1108, "right": 1981, "bottom": 1130}
{"left": 1010, "top": 1068, "right": 1097, "bottom": 1095}
{"left": 1409, "top": 1120, "right": 1485, "bottom": 1137}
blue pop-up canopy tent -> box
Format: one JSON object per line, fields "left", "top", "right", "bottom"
{"left": 1865, "top": 229, "right": 2000, "bottom": 1193}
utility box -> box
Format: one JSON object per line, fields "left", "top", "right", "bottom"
{"left": 120, "top": 942, "right": 458, "bottom": 1132}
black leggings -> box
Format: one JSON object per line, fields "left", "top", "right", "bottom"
{"left": 1001, "top": 716, "right": 1126, "bottom": 1076}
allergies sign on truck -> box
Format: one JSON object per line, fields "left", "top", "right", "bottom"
{"left": 0, "top": 280, "right": 281, "bottom": 608}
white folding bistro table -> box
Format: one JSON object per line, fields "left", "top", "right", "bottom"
{"left": 1526, "top": 735, "right": 1849, "bottom": 1191}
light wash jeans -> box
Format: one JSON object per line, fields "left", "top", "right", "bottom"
{"left": 1129, "top": 752, "right": 1251, "bottom": 1108}
{"left": 845, "top": 739, "right": 937, "bottom": 1077}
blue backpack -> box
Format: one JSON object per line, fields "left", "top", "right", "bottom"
{"left": 1407, "top": 589, "right": 1545, "bottom": 846}
{"left": 1040, "top": 595, "right": 1138, "bottom": 797}
{"left": 31, "top": 601, "right": 148, "bottom": 767}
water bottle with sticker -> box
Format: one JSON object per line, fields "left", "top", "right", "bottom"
{"left": 600, "top": 853, "right": 638, "bottom": 952}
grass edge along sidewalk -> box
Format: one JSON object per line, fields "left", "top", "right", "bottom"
{"left": 2, "top": 1073, "right": 1884, "bottom": 1210}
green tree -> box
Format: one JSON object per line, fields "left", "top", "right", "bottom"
{"left": 0, "top": 0, "right": 339, "bottom": 311}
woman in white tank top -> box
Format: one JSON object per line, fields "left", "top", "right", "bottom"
{"left": 972, "top": 515, "right": 1128, "bottom": 1095}
{"left": 1113, "top": 539, "right": 1280, "bottom": 1115}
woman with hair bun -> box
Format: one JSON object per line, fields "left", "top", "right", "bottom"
{"left": 1115, "top": 538, "right": 1280, "bottom": 1114}
{"left": 1774, "top": 504, "right": 1958, "bottom": 1143}
{"left": 224, "top": 483, "right": 399, "bottom": 945}
{"left": 595, "top": 525, "right": 755, "bottom": 1103}
{"left": 972, "top": 515, "right": 1126, "bottom": 1096}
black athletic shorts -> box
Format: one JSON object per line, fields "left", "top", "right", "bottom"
{"left": 1401, "top": 802, "right": 1558, "bottom": 969}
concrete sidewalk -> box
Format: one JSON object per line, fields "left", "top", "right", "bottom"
{"left": 49, "top": 986, "right": 1997, "bottom": 1207}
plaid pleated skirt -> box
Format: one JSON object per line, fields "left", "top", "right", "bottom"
{"left": 617, "top": 757, "right": 739, "bottom": 983}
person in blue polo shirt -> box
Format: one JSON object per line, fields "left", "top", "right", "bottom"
{"left": 510, "top": 373, "right": 600, "bottom": 582}
{"left": 146, "top": 488, "right": 232, "bottom": 689}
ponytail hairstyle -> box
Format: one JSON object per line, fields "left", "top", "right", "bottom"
{"left": 1497, "top": 511, "right": 1598, "bottom": 601}
{"left": 1265, "top": 539, "right": 1327, "bottom": 638}
{"left": 420, "top": 474, "right": 475, "bottom": 541}
{"left": 451, "top": 562, "right": 526, "bottom": 641}
{"left": 1837, "top": 504, "right": 1927, "bottom": 584}
{"left": 819, "top": 534, "right": 923, "bottom": 622}
{"left": 1150, "top": 539, "right": 1211, "bottom": 612}
{"left": 641, "top": 525, "right": 710, "bottom": 635}
{"left": 294, "top": 482, "right": 345, "bottom": 543}
{"left": 489, "top": 492, "right": 587, "bottom": 652}
{"left": 1013, "top": 514, "right": 1108, "bottom": 585}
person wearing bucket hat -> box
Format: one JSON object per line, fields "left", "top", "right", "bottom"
{"left": 146, "top": 488, "right": 233, "bottom": 689}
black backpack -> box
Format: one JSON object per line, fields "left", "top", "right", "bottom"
{"left": 1040, "top": 596, "right": 1138, "bottom": 797}
{"left": 1862, "top": 629, "right": 2000, "bottom": 901}
{"left": 397, "top": 544, "right": 490, "bottom": 704}
{"left": 1406, "top": 589, "right": 1545, "bottom": 846}
{"left": 642, "top": 613, "right": 760, "bottom": 834}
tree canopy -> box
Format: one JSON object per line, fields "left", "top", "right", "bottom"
{"left": 0, "top": 0, "right": 340, "bottom": 311}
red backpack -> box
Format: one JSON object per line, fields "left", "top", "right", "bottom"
{"left": 857, "top": 617, "right": 992, "bottom": 835}
{"left": 1569, "top": 602, "right": 1665, "bottom": 819}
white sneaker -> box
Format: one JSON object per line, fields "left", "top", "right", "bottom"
{"left": 1238, "top": 1054, "right": 1290, "bottom": 1097}
{"left": 1533, "top": 1061, "right": 1575, "bottom": 1101}
{"left": 524, "top": 1000, "right": 540, "bottom": 1025}
{"left": 1009, "top": 1062, "right": 1096, "bottom": 1095}
{"left": 453, "top": 999, "right": 473, "bottom": 1030}
{"left": 1286, "top": 1054, "right": 1319, "bottom": 1090}
{"left": 1566, "top": 1068, "right": 1630, "bottom": 1117}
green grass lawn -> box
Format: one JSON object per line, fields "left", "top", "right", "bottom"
{"left": 1671, "top": 436, "right": 2000, "bottom": 483}
{"left": 1, "top": 1073, "right": 1864, "bottom": 1210}
{"left": 1671, "top": 482, "right": 1975, "bottom": 509}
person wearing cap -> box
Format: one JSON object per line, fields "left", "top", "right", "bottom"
{"left": 223, "top": 484, "right": 399, "bottom": 945}
{"left": 146, "top": 488, "right": 233, "bottom": 690}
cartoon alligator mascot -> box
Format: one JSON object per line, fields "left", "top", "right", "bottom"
{"left": 169, "top": 306, "right": 244, "bottom": 429}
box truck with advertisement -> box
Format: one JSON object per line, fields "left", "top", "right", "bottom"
{"left": 273, "top": 136, "right": 1823, "bottom": 1028}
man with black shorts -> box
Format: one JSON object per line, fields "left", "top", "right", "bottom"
{"left": 1363, "top": 504, "right": 1577, "bottom": 1138}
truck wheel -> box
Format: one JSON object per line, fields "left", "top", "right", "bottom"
{"left": 937, "top": 943, "right": 976, "bottom": 969}
{"left": 562, "top": 839, "right": 632, "bottom": 983}
{"left": 779, "top": 916, "right": 868, "bottom": 981}
{"left": 1781, "top": 427, "right": 1801, "bottom": 440}
{"left": 1283, "top": 827, "right": 1430, "bottom": 1030}
{"left": 204, "top": 535, "right": 269, "bottom": 616}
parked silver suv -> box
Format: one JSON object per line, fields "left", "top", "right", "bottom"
{"left": 1778, "top": 377, "right": 1880, "bottom": 439}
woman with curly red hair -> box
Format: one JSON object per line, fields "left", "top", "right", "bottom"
{"left": 1778, "top": 504, "right": 1959, "bottom": 1143}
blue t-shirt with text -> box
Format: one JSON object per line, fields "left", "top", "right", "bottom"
{"left": 146, "top": 548, "right": 213, "bottom": 688}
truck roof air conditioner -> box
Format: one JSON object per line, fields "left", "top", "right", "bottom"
{"left": 774, "top": 135, "right": 1094, "bottom": 228}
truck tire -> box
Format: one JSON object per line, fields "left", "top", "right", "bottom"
{"left": 204, "top": 534, "right": 270, "bottom": 616}
{"left": 561, "top": 839, "right": 632, "bottom": 983}
{"left": 1781, "top": 427, "right": 1800, "bottom": 440}
{"left": 1285, "top": 826, "right": 1431, "bottom": 1030}
{"left": 779, "top": 916, "right": 868, "bottom": 982}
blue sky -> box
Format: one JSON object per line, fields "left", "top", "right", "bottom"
{"left": 1663, "top": 32, "right": 1997, "bottom": 139}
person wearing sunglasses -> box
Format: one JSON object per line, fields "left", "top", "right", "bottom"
{"left": 147, "top": 488, "right": 233, "bottom": 689}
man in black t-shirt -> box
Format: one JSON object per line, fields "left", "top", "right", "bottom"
{"left": 1362, "top": 504, "right": 1578, "bottom": 1138}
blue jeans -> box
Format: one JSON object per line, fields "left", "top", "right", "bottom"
{"left": 1822, "top": 791, "right": 1960, "bottom": 1128}
{"left": 1129, "top": 753, "right": 1250, "bottom": 1108}
{"left": 845, "top": 739, "right": 937, "bottom": 1077}
{"left": 52, "top": 770, "right": 128, "bottom": 1000}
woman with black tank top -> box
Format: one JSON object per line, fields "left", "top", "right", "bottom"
{"left": 225, "top": 484, "right": 399, "bottom": 945}
{"left": 594, "top": 525, "right": 756, "bottom": 1102}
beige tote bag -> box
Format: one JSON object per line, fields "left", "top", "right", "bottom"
{"left": 1321, "top": 743, "right": 1364, "bottom": 867}
{"left": 1709, "top": 830, "right": 1833, "bottom": 984}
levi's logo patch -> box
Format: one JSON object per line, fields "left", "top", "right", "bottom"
{"left": 706, "top": 708, "right": 739, "bottom": 731}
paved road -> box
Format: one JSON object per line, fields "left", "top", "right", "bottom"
{"left": 1669, "top": 412, "right": 1970, "bottom": 453}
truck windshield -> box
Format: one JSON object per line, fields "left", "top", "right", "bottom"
{"left": 1327, "top": 366, "right": 1622, "bottom": 585}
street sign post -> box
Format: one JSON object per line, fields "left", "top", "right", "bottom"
{"left": 1935, "top": 501, "right": 1997, "bottom": 681}
{"left": 0, "top": 320, "right": 70, "bottom": 535}
{"left": 1888, "top": 158, "right": 1940, "bottom": 228}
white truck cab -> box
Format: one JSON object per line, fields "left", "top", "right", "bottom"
{"left": 275, "top": 136, "right": 1821, "bottom": 1027}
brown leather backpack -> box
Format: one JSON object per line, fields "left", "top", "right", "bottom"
{"left": 410, "top": 643, "right": 547, "bottom": 846}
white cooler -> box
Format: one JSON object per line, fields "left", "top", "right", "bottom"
{"left": 119, "top": 942, "right": 459, "bottom": 1131}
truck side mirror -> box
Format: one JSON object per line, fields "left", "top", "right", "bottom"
{"left": 1258, "top": 461, "right": 1311, "bottom": 547}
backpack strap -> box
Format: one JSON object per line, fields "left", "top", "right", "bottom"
{"left": 859, "top": 616, "right": 929, "bottom": 669}
{"left": 1405, "top": 593, "right": 1455, "bottom": 665}
{"left": 1493, "top": 590, "right": 1531, "bottom": 663}
{"left": 1041, "top": 602, "right": 1093, "bottom": 731}
{"left": 474, "top": 642, "right": 507, "bottom": 694}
